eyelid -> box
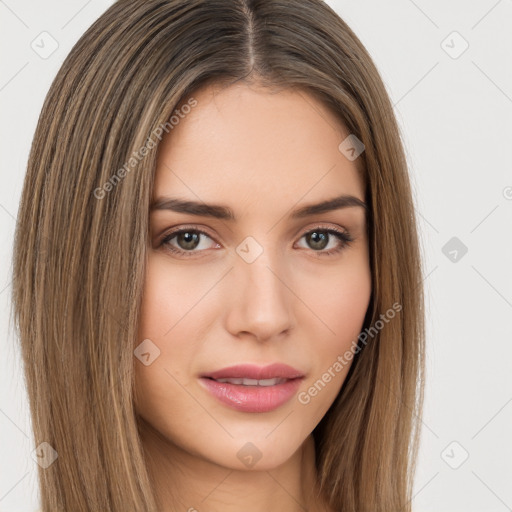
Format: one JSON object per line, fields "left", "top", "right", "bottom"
{"left": 161, "top": 224, "right": 216, "bottom": 239}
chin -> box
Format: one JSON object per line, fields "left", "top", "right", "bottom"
{"left": 198, "top": 429, "right": 309, "bottom": 472}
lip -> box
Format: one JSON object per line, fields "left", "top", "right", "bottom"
{"left": 199, "top": 363, "right": 304, "bottom": 413}
{"left": 201, "top": 363, "right": 304, "bottom": 380}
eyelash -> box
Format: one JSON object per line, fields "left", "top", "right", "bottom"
{"left": 159, "top": 224, "right": 354, "bottom": 258}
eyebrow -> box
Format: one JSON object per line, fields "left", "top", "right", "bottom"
{"left": 150, "top": 194, "right": 367, "bottom": 220}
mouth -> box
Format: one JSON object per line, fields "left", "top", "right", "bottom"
{"left": 199, "top": 363, "right": 304, "bottom": 413}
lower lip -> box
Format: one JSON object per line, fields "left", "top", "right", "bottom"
{"left": 199, "top": 377, "right": 303, "bottom": 413}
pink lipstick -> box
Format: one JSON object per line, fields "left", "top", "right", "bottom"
{"left": 199, "top": 363, "right": 304, "bottom": 413}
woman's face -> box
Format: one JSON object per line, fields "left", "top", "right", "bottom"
{"left": 135, "top": 83, "right": 372, "bottom": 470}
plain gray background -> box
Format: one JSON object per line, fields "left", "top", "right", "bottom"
{"left": 1, "top": 1, "right": 511, "bottom": 511}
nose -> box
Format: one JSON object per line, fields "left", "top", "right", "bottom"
{"left": 224, "top": 243, "right": 295, "bottom": 343}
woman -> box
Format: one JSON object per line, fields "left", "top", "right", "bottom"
{"left": 12, "top": 0, "right": 425, "bottom": 510}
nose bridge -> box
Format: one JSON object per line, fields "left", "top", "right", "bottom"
{"left": 225, "top": 235, "right": 294, "bottom": 340}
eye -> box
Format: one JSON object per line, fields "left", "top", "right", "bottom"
{"left": 295, "top": 226, "right": 354, "bottom": 257}
{"left": 160, "top": 227, "right": 219, "bottom": 257}
{"left": 159, "top": 225, "right": 354, "bottom": 258}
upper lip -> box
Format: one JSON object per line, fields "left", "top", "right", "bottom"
{"left": 201, "top": 363, "right": 304, "bottom": 380}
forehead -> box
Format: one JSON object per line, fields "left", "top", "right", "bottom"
{"left": 153, "top": 83, "right": 365, "bottom": 217}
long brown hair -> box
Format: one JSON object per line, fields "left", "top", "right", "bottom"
{"left": 11, "top": 0, "right": 425, "bottom": 510}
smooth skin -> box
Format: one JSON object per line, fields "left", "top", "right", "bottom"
{"left": 135, "top": 82, "right": 372, "bottom": 512}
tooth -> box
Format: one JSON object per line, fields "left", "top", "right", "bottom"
{"left": 216, "top": 378, "right": 243, "bottom": 384}
{"left": 213, "top": 377, "right": 287, "bottom": 386}
{"left": 258, "top": 378, "right": 278, "bottom": 386}
{"left": 242, "top": 378, "right": 259, "bottom": 386}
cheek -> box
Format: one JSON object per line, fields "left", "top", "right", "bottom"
{"left": 137, "top": 255, "right": 217, "bottom": 339}
{"left": 293, "top": 254, "right": 371, "bottom": 412}
{"left": 300, "top": 251, "right": 372, "bottom": 345}
{"left": 134, "top": 256, "right": 205, "bottom": 420}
